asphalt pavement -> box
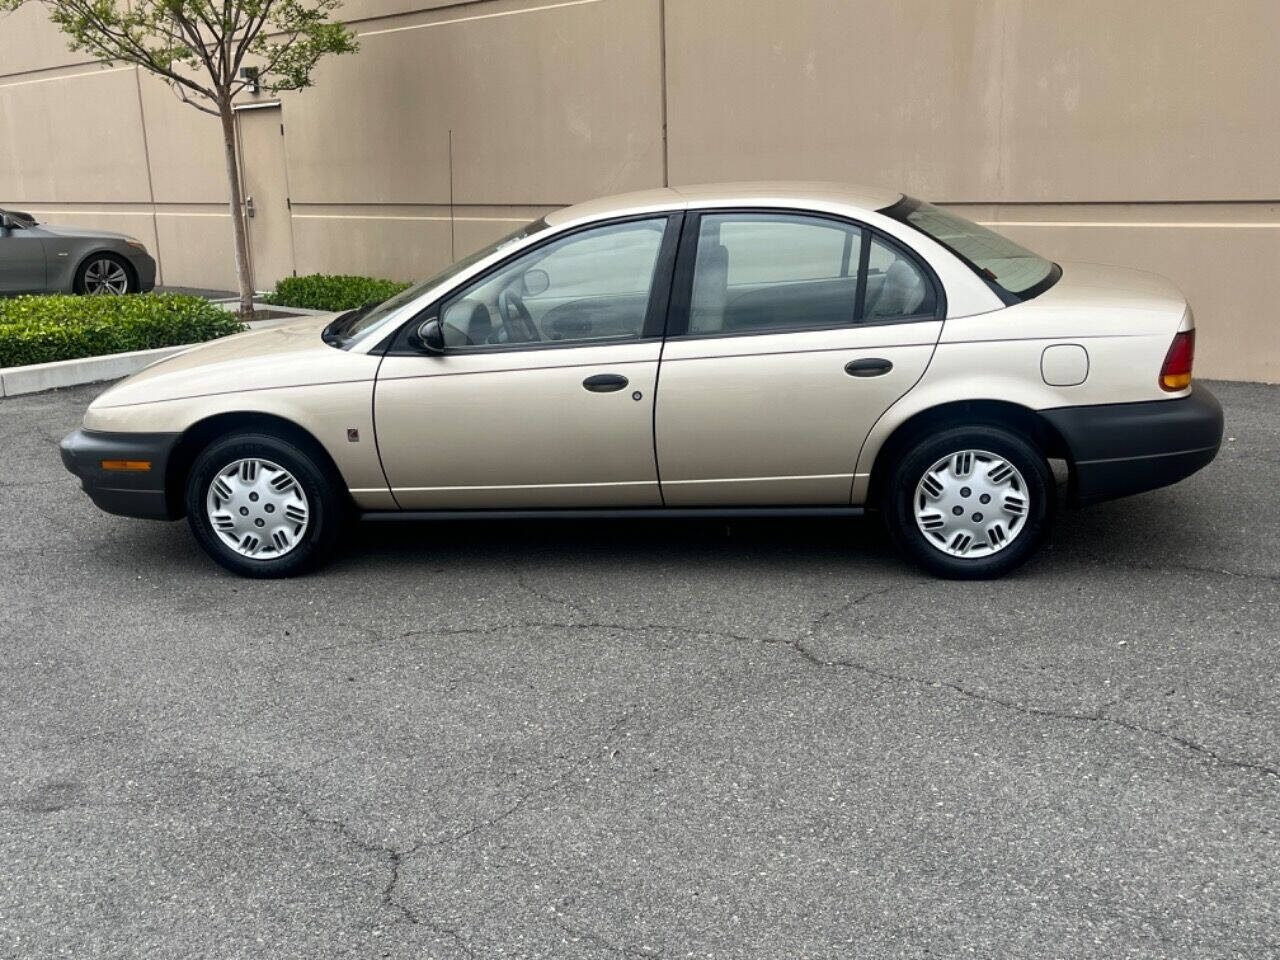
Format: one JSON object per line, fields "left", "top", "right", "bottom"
{"left": 1, "top": 380, "right": 1277, "bottom": 959}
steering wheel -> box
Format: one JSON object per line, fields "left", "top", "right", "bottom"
{"left": 497, "top": 288, "right": 540, "bottom": 343}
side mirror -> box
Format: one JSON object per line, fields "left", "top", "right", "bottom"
{"left": 522, "top": 268, "right": 550, "bottom": 297}
{"left": 409, "top": 317, "right": 445, "bottom": 355}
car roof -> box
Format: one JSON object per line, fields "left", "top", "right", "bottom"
{"left": 545, "top": 181, "right": 904, "bottom": 227}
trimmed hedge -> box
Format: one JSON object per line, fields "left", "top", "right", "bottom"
{"left": 263, "top": 274, "right": 411, "bottom": 312}
{"left": 0, "top": 294, "right": 245, "bottom": 368}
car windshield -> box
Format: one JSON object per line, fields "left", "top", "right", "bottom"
{"left": 324, "top": 217, "right": 551, "bottom": 345}
{"left": 883, "top": 197, "right": 1058, "bottom": 301}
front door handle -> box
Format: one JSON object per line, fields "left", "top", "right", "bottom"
{"left": 845, "top": 357, "right": 893, "bottom": 378}
{"left": 582, "top": 373, "right": 629, "bottom": 392}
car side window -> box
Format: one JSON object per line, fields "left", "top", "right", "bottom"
{"left": 688, "top": 213, "right": 863, "bottom": 335}
{"left": 862, "top": 235, "right": 935, "bottom": 321}
{"left": 684, "top": 213, "right": 937, "bottom": 335}
{"left": 439, "top": 218, "right": 667, "bottom": 349}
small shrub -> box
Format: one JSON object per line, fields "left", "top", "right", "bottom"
{"left": 0, "top": 294, "right": 245, "bottom": 368}
{"left": 263, "top": 274, "right": 410, "bottom": 312}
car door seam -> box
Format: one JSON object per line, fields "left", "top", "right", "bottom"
{"left": 370, "top": 352, "right": 401, "bottom": 508}
{"left": 847, "top": 333, "right": 944, "bottom": 504}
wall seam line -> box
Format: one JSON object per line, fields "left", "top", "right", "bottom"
{"left": 131, "top": 67, "right": 164, "bottom": 286}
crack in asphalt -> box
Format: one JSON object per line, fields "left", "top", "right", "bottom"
{"left": 330, "top": 580, "right": 1280, "bottom": 784}
{"left": 514, "top": 568, "right": 589, "bottom": 618}
{"left": 784, "top": 586, "right": 1280, "bottom": 782}
{"left": 258, "top": 776, "right": 477, "bottom": 959}
{"left": 255, "top": 710, "right": 635, "bottom": 960}
{"left": 431, "top": 711, "right": 635, "bottom": 851}
{"left": 1080, "top": 556, "right": 1280, "bottom": 586}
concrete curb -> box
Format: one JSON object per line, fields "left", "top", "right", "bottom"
{"left": 0, "top": 308, "right": 321, "bottom": 398}
{"left": 213, "top": 299, "right": 333, "bottom": 317}
{"left": 0, "top": 345, "right": 190, "bottom": 397}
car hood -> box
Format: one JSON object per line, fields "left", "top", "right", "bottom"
{"left": 90, "top": 313, "right": 376, "bottom": 409}
{"left": 37, "top": 224, "right": 138, "bottom": 242}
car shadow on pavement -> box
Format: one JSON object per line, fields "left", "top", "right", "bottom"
{"left": 90, "top": 474, "right": 1228, "bottom": 584}
{"left": 336, "top": 514, "right": 898, "bottom": 577}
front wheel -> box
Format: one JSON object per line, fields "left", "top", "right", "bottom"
{"left": 185, "top": 433, "right": 345, "bottom": 577}
{"left": 884, "top": 425, "right": 1053, "bottom": 579}
{"left": 75, "top": 253, "right": 136, "bottom": 295}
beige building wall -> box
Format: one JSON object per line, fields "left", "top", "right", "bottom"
{"left": 1, "top": 0, "right": 1277, "bottom": 381}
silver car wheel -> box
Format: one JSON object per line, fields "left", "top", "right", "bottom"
{"left": 913, "top": 449, "right": 1029, "bottom": 558}
{"left": 83, "top": 257, "right": 130, "bottom": 294}
{"left": 205, "top": 458, "right": 309, "bottom": 560}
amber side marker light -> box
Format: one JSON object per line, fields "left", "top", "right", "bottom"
{"left": 1159, "top": 329, "right": 1195, "bottom": 392}
{"left": 100, "top": 460, "right": 152, "bottom": 472}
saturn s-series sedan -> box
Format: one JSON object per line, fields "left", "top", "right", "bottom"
{"left": 60, "top": 183, "right": 1223, "bottom": 579}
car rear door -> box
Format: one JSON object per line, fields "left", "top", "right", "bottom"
{"left": 374, "top": 215, "right": 681, "bottom": 509}
{"left": 654, "top": 210, "right": 943, "bottom": 506}
{"left": 0, "top": 219, "right": 48, "bottom": 293}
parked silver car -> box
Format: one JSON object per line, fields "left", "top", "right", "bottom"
{"left": 0, "top": 208, "right": 157, "bottom": 295}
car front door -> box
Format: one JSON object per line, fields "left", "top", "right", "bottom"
{"left": 0, "top": 216, "right": 48, "bottom": 293}
{"left": 374, "top": 215, "right": 680, "bottom": 509}
{"left": 655, "top": 210, "right": 943, "bottom": 506}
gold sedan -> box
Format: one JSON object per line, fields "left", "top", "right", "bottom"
{"left": 61, "top": 183, "right": 1222, "bottom": 579}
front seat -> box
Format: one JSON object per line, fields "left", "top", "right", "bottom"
{"left": 464, "top": 302, "right": 495, "bottom": 344}
{"left": 866, "top": 259, "right": 925, "bottom": 319}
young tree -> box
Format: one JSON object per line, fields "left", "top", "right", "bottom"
{"left": 1, "top": 0, "right": 357, "bottom": 315}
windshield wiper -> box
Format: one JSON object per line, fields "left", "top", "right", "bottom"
{"left": 322, "top": 299, "right": 382, "bottom": 347}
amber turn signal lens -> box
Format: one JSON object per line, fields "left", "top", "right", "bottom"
{"left": 1159, "top": 329, "right": 1195, "bottom": 392}
{"left": 100, "top": 459, "right": 152, "bottom": 472}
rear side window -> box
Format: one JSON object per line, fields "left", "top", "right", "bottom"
{"left": 686, "top": 212, "right": 935, "bottom": 336}
{"left": 864, "top": 236, "right": 933, "bottom": 321}
{"left": 883, "top": 197, "right": 1060, "bottom": 302}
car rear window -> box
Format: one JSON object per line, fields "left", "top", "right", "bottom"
{"left": 882, "top": 197, "right": 1060, "bottom": 303}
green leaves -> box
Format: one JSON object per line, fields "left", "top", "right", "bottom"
{"left": 263, "top": 274, "right": 410, "bottom": 312}
{"left": 0, "top": 294, "right": 246, "bottom": 367}
{"left": 14, "top": 0, "right": 358, "bottom": 108}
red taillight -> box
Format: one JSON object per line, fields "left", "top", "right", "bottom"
{"left": 1160, "top": 329, "right": 1195, "bottom": 392}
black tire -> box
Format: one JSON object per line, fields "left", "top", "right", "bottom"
{"left": 883, "top": 424, "right": 1053, "bottom": 580}
{"left": 74, "top": 252, "right": 136, "bottom": 295}
{"left": 184, "top": 432, "right": 345, "bottom": 578}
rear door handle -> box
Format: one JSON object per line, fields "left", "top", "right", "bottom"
{"left": 845, "top": 358, "right": 894, "bottom": 378}
{"left": 582, "top": 373, "right": 629, "bottom": 392}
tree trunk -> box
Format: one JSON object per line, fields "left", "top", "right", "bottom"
{"left": 218, "top": 100, "right": 255, "bottom": 318}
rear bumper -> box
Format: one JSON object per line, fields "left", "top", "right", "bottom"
{"left": 59, "top": 428, "right": 181, "bottom": 520}
{"left": 1041, "top": 385, "right": 1224, "bottom": 505}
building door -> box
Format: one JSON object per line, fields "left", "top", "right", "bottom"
{"left": 235, "top": 104, "right": 296, "bottom": 291}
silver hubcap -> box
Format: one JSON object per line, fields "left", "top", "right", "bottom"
{"left": 83, "top": 258, "right": 130, "bottom": 294}
{"left": 913, "top": 449, "right": 1029, "bottom": 558}
{"left": 205, "top": 458, "right": 309, "bottom": 560}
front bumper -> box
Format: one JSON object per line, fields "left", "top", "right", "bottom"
{"left": 60, "top": 428, "right": 181, "bottom": 520}
{"left": 1041, "top": 385, "right": 1224, "bottom": 505}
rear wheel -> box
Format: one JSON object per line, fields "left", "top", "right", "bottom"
{"left": 75, "top": 253, "right": 135, "bottom": 295}
{"left": 884, "top": 425, "right": 1053, "bottom": 579}
{"left": 185, "top": 433, "right": 344, "bottom": 577}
